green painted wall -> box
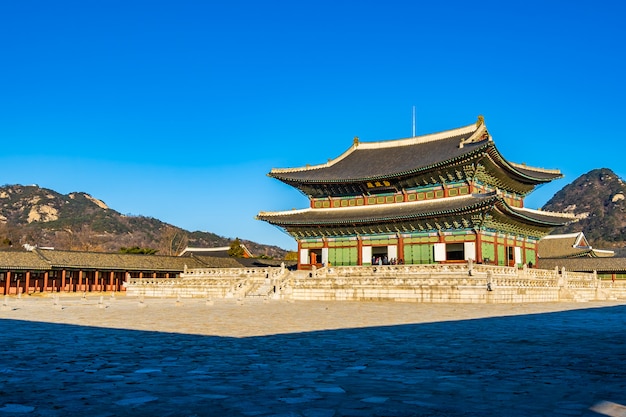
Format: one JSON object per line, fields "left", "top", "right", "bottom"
{"left": 329, "top": 247, "right": 358, "bottom": 266}
{"left": 481, "top": 243, "right": 495, "bottom": 264}
{"left": 497, "top": 245, "right": 505, "bottom": 266}
{"left": 525, "top": 248, "right": 536, "bottom": 266}
{"left": 403, "top": 244, "right": 433, "bottom": 264}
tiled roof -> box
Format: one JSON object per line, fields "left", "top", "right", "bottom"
{"left": 0, "top": 249, "right": 209, "bottom": 272}
{"left": 538, "top": 232, "right": 614, "bottom": 259}
{"left": 37, "top": 250, "right": 206, "bottom": 271}
{"left": 0, "top": 248, "right": 281, "bottom": 272}
{"left": 258, "top": 193, "right": 573, "bottom": 227}
{"left": 0, "top": 251, "right": 52, "bottom": 270}
{"left": 269, "top": 121, "right": 562, "bottom": 184}
{"left": 538, "top": 257, "right": 626, "bottom": 273}
{"left": 192, "top": 255, "right": 248, "bottom": 268}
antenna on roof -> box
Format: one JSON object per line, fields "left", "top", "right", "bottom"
{"left": 412, "top": 106, "right": 416, "bottom": 137}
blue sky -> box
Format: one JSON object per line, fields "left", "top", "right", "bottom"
{"left": 1, "top": 1, "right": 624, "bottom": 251}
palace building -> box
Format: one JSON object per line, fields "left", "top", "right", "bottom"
{"left": 257, "top": 117, "right": 577, "bottom": 270}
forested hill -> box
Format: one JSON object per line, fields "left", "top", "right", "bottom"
{"left": 0, "top": 184, "right": 287, "bottom": 258}
{"left": 3, "top": 170, "right": 625, "bottom": 260}
{"left": 542, "top": 168, "right": 626, "bottom": 255}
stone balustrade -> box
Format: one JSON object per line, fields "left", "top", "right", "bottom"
{"left": 123, "top": 262, "right": 624, "bottom": 303}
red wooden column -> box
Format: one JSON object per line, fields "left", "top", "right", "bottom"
{"left": 109, "top": 271, "right": 114, "bottom": 291}
{"left": 4, "top": 271, "right": 11, "bottom": 295}
{"left": 61, "top": 270, "right": 67, "bottom": 292}
{"left": 78, "top": 270, "right": 84, "bottom": 292}
{"left": 397, "top": 234, "right": 404, "bottom": 264}
{"left": 297, "top": 241, "right": 302, "bottom": 270}
{"left": 475, "top": 230, "right": 483, "bottom": 263}
{"left": 356, "top": 236, "right": 363, "bottom": 266}
{"left": 43, "top": 271, "right": 49, "bottom": 293}
{"left": 25, "top": 271, "right": 31, "bottom": 295}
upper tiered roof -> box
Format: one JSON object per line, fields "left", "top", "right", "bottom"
{"left": 269, "top": 117, "right": 562, "bottom": 197}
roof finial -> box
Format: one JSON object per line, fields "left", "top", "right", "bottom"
{"left": 353, "top": 136, "right": 359, "bottom": 146}
{"left": 476, "top": 115, "right": 485, "bottom": 127}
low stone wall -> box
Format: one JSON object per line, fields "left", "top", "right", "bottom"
{"left": 600, "top": 279, "right": 626, "bottom": 300}
{"left": 123, "top": 263, "right": 622, "bottom": 303}
{"left": 125, "top": 266, "right": 288, "bottom": 300}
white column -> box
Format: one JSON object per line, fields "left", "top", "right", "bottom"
{"left": 299, "top": 249, "right": 309, "bottom": 265}
{"left": 362, "top": 246, "right": 372, "bottom": 265}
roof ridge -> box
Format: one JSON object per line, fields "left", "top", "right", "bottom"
{"left": 270, "top": 121, "right": 480, "bottom": 175}
{"left": 356, "top": 123, "right": 478, "bottom": 150}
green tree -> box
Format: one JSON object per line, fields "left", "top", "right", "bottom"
{"left": 227, "top": 238, "right": 245, "bottom": 258}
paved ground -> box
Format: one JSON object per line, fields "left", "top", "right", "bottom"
{"left": 0, "top": 294, "right": 625, "bottom": 416}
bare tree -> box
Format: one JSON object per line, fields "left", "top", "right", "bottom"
{"left": 158, "top": 225, "right": 188, "bottom": 256}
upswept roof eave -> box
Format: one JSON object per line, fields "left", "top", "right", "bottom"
{"left": 487, "top": 147, "right": 563, "bottom": 183}
{"left": 505, "top": 205, "right": 578, "bottom": 227}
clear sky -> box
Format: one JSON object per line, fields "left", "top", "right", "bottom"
{"left": 1, "top": 1, "right": 624, "bottom": 251}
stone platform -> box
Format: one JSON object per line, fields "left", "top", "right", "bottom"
{"left": 0, "top": 295, "right": 625, "bottom": 416}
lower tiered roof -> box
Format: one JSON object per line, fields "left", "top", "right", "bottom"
{"left": 257, "top": 192, "right": 577, "bottom": 238}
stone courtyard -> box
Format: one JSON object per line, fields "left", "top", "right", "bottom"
{"left": 0, "top": 295, "right": 625, "bottom": 416}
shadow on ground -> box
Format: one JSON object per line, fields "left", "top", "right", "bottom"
{"left": 1, "top": 305, "right": 625, "bottom": 416}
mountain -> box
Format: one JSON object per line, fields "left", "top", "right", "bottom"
{"left": 542, "top": 168, "right": 626, "bottom": 254}
{"left": 0, "top": 184, "right": 288, "bottom": 258}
